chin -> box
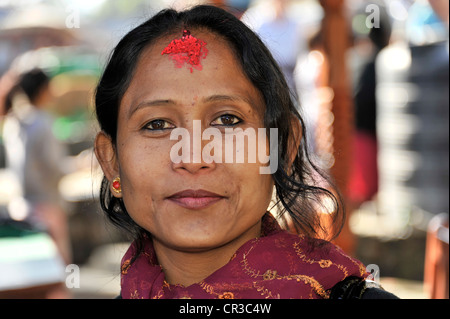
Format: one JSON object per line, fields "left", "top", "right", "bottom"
{"left": 167, "top": 234, "right": 228, "bottom": 252}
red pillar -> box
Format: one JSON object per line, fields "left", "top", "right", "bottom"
{"left": 318, "top": 0, "right": 356, "bottom": 254}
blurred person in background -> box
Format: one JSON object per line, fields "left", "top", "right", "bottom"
{"left": 347, "top": 1, "right": 392, "bottom": 208}
{"left": 209, "top": 0, "right": 252, "bottom": 18}
{"left": 2, "top": 68, "right": 72, "bottom": 265}
{"left": 0, "top": 71, "right": 18, "bottom": 168}
{"left": 242, "top": 0, "right": 306, "bottom": 96}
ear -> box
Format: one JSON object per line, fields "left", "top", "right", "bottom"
{"left": 286, "top": 116, "right": 303, "bottom": 172}
{"left": 94, "top": 131, "right": 121, "bottom": 194}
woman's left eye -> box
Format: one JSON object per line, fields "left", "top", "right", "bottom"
{"left": 144, "top": 119, "right": 174, "bottom": 131}
{"left": 211, "top": 114, "right": 242, "bottom": 126}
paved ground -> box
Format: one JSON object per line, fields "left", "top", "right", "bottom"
{"left": 380, "top": 277, "right": 426, "bottom": 299}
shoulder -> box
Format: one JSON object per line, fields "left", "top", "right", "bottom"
{"left": 246, "top": 231, "right": 368, "bottom": 292}
{"left": 270, "top": 232, "right": 368, "bottom": 278}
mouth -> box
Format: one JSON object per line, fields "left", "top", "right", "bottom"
{"left": 167, "top": 189, "right": 225, "bottom": 210}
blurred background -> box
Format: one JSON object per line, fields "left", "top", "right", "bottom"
{"left": 0, "top": 0, "right": 448, "bottom": 299}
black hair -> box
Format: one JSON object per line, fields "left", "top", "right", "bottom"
{"left": 95, "top": 5, "right": 344, "bottom": 249}
{"left": 5, "top": 68, "right": 49, "bottom": 111}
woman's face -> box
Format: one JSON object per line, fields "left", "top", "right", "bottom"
{"left": 97, "top": 31, "right": 274, "bottom": 252}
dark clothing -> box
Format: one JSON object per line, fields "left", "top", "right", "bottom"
{"left": 330, "top": 276, "right": 399, "bottom": 299}
{"left": 354, "top": 60, "right": 377, "bottom": 135}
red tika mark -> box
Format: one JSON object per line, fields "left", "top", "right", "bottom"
{"left": 161, "top": 30, "right": 208, "bottom": 73}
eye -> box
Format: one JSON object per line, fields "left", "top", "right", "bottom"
{"left": 211, "top": 114, "right": 242, "bottom": 126}
{"left": 144, "top": 119, "right": 174, "bottom": 131}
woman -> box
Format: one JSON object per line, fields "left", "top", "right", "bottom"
{"left": 3, "top": 68, "right": 73, "bottom": 266}
{"left": 94, "top": 5, "right": 396, "bottom": 299}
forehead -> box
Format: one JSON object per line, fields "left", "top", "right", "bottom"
{"left": 121, "top": 30, "right": 264, "bottom": 113}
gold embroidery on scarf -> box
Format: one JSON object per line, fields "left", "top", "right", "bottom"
{"left": 199, "top": 281, "right": 215, "bottom": 295}
{"left": 240, "top": 242, "right": 330, "bottom": 299}
{"left": 336, "top": 246, "right": 367, "bottom": 277}
{"left": 218, "top": 292, "right": 235, "bottom": 299}
{"left": 293, "top": 241, "right": 349, "bottom": 279}
{"left": 279, "top": 274, "right": 330, "bottom": 299}
{"left": 263, "top": 269, "right": 278, "bottom": 280}
{"left": 241, "top": 246, "right": 261, "bottom": 279}
{"left": 153, "top": 289, "right": 165, "bottom": 299}
{"left": 130, "top": 290, "right": 141, "bottom": 299}
{"left": 253, "top": 282, "right": 280, "bottom": 299}
{"left": 150, "top": 280, "right": 169, "bottom": 299}
{"left": 319, "top": 260, "right": 332, "bottom": 268}
{"left": 121, "top": 259, "right": 131, "bottom": 275}
{"left": 293, "top": 242, "right": 332, "bottom": 267}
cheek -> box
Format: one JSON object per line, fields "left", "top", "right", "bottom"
{"left": 231, "top": 160, "right": 274, "bottom": 207}
{"left": 116, "top": 138, "right": 171, "bottom": 207}
{"left": 225, "top": 130, "right": 270, "bottom": 165}
{"left": 225, "top": 131, "right": 274, "bottom": 203}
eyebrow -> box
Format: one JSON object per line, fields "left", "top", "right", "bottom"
{"left": 128, "top": 94, "right": 257, "bottom": 118}
{"left": 202, "top": 94, "right": 263, "bottom": 116}
{"left": 202, "top": 94, "right": 253, "bottom": 106}
{"left": 128, "top": 99, "right": 176, "bottom": 118}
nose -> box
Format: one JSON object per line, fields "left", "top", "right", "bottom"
{"left": 170, "top": 121, "right": 218, "bottom": 174}
{"left": 172, "top": 159, "right": 214, "bottom": 174}
{"left": 171, "top": 141, "right": 217, "bottom": 174}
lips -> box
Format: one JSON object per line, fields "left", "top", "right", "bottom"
{"left": 167, "top": 189, "right": 225, "bottom": 209}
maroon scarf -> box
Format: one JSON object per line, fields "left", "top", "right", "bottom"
{"left": 120, "top": 214, "right": 368, "bottom": 299}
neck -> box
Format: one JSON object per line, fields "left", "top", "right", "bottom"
{"left": 153, "top": 221, "right": 261, "bottom": 287}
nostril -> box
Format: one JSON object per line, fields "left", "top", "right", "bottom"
{"left": 172, "top": 160, "right": 216, "bottom": 174}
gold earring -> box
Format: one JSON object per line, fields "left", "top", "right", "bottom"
{"left": 111, "top": 176, "right": 121, "bottom": 194}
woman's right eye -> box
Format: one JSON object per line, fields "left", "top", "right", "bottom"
{"left": 144, "top": 119, "right": 174, "bottom": 131}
